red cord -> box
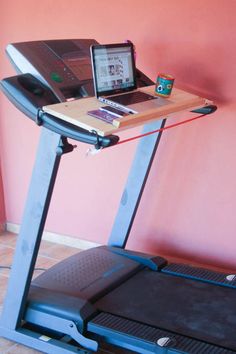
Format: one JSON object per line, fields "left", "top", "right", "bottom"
{"left": 116, "top": 113, "right": 208, "bottom": 146}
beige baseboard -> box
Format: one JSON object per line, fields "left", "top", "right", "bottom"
{"left": 6, "top": 222, "right": 100, "bottom": 250}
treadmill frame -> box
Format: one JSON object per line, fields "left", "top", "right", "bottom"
{"left": 0, "top": 115, "right": 167, "bottom": 353}
{"left": 0, "top": 54, "right": 223, "bottom": 353}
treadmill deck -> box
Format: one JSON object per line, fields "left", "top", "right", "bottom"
{"left": 94, "top": 269, "right": 236, "bottom": 350}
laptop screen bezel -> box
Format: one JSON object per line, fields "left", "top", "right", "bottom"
{"left": 90, "top": 42, "right": 137, "bottom": 98}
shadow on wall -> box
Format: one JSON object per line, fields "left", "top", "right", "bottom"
{"left": 147, "top": 234, "right": 236, "bottom": 273}
{"left": 144, "top": 41, "right": 232, "bottom": 105}
{"left": 175, "top": 59, "right": 232, "bottom": 105}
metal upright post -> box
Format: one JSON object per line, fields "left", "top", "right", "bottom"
{"left": 0, "top": 127, "right": 64, "bottom": 330}
{"left": 108, "top": 119, "right": 166, "bottom": 248}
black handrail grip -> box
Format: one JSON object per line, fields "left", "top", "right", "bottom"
{"left": 0, "top": 74, "right": 119, "bottom": 148}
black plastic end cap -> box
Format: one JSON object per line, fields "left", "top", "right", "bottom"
{"left": 191, "top": 104, "right": 217, "bottom": 115}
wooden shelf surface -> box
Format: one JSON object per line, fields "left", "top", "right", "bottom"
{"left": 43, "top": 86, "right": 207, "bottom": 136}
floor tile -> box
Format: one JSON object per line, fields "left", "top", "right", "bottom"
{"left": 0, "top": 244, "right": 14, "bottom": 260}
{"left": 0, "top": 233, "right": 17, "bottom": 247}
{"left": 0, "top": 276, "right": 8, "bottom": 303}
{"left": 0, "top": 245, "right": 12, "bottom": 277}
{"left": 4, "top": 343, "right": 43, "bottom": 353}
{"left": 34, "top": 255, "right": 59, "bottom": 270}
{"left": 39, "top": 241, "right": 80, "bottom": 260}
{"left": 0, "top": 337, "right": 16, "bottom": 352}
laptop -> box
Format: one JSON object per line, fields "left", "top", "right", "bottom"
{"left": 90, "top": 42, "right": 169, "bottom": 114}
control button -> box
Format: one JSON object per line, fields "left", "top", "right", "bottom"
{"left": 50, "top": 72, "right": 63, "bottom": 83}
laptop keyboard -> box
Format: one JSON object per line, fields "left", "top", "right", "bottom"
{"left": 107, "top": 90, "right": 157, "bottom": 105}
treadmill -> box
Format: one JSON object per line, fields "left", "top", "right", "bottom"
{"left": 0, "top": 39, "right": 234, "bottom": 354}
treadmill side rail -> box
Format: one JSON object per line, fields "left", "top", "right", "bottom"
{"left": 163, "top": 262, "right": 236, "bottom": 288}
{"left": 88, "top": 312, "right": 233, "bottom": 354}
{"left": 109, "top": 246, "right": 167, "bottom": 271}
{"left": 25, "top": 307, "right": 98, "bottom": 352}
{"left": 0, "top": 325, "right": 92, "bottom": 354}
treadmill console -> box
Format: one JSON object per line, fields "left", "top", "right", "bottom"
{"left": 1, "top": 38, "right": 153, "bottom": 145}
{"left": 6, "top": 39, "right": 98, "bottom": 102}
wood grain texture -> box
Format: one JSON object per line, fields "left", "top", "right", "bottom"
{"left": 43, "top": 86, "right": 208, "bottom": 136}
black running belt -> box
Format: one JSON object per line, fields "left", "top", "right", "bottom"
{"left": 94, "top": 269, "right": 236, "bottom": 350}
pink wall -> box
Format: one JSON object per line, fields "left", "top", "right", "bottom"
{"left": 0, "top": 0, "right": 236, "bottom": 270}
{"left": 0, "top": 166, "right": 6, "bottom": 229}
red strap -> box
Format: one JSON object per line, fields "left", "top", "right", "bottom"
{"left": 116, "top": 113, "right": 208, "bottom": 146}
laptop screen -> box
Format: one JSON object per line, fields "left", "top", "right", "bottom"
{"left": 90, "top": 43, "right": 137, "bottom": 97}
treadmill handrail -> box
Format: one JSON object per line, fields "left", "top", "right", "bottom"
{"left": 39, "top": 111, "right": 119, "bottom": 147}
{"left": 0, "top": 73, "right": 119, "bottom": 148}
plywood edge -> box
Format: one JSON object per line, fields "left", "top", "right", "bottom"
{"left": 42, "top": 87, "right": 211, "bottom": 136}
{"left": 43, "top": 106, "right": 116, "bottom": 137}
{"left": 112, "top": 96, "right": 206, "bottom": 128}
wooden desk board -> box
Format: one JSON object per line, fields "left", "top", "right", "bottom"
{"left": 43, "top": 86, "right": 208, "bottom": 136}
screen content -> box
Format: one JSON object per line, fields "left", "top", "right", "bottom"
{"left": 93, "top": 46, "right": 135, "bottom": 93}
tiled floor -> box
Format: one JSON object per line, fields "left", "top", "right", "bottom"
{"left": 0, "top": 231, "right": 131, "bottom": 354}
